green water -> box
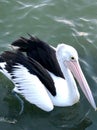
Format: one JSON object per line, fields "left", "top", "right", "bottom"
{"left": 0, "top": 0, "right": 97, "bottom": 130}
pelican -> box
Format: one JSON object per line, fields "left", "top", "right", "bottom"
{"left": 11, "top": 35, "right": 97, "bottom": 110}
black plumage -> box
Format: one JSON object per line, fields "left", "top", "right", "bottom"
{"left": 11, "top": 35, "right": 64, "bottom": 79}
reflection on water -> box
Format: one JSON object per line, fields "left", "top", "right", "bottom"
{"left": 0, "top": 98, "right": 93, "bottom": 130}
{"left": 50, "top": 104, "right": 92, "bottom": 130}
{"left": 0, "top": 0, "right": 97, "bottom": 130}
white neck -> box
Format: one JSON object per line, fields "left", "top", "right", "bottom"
{"left": 56, "top": 56, "right": 80, "bottom": 101}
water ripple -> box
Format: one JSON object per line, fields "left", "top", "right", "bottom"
{"left": 0, "top": 116, "right": 17, "bottom": 124}
{"left": 16, "top": 1, "right": 33, "bottom": 9}
{"left": 54, "top": 17, "right": 75, "bottom": 27}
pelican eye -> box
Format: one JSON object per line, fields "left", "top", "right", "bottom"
{"left": 71, "top": 56, "right": 75, "bottom": 60}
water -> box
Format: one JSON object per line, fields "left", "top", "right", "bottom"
{"left": 0, "top": 0, "right": 97, "bottom": 130}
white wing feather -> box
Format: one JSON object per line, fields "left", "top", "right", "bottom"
{"left": 11, "top": 64, "right": 54, "bottom": 112}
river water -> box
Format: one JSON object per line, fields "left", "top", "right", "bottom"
{"left": 0, "top": 0, "right": 97, "bottom": 130}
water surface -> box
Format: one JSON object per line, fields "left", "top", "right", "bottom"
{"left": 0, "top": 0, "right": 97, "bottom": 130}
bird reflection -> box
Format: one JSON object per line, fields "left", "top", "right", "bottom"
{"left": 49, "top": 103, "right": 92, "bottom": 130}
{"left": 1, "top": 96, "right": 93, "bottom": 130}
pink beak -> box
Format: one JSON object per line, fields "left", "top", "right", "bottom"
{"left": 67, "top": 60, "right": 97, "bottom": 110}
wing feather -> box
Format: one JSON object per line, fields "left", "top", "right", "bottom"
{"left": 0, "top": 51, "right": 56, "bottom": 96}
{"left": 12, "top": 64, "right": 53, "bottom": 111}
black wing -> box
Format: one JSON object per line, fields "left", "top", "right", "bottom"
{"left": 0, "top": 51, "right": 56, "bottom": 96}
{"left": 11, "top": 35, "right": 64, "bottom": 78}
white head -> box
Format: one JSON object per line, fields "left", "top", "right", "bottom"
{"left": 56, "top": 43, "right": 97, "bottom": 110}
{"left": 56, "top": 44, "right": 78, "bottom": 65}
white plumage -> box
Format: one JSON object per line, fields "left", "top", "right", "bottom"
{"left": 47, "top": 72, "right": 80, "bottom": 106}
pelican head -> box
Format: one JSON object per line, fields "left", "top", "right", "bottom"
{"left": 56, "top": 44, "right": 97, "bottom": 110}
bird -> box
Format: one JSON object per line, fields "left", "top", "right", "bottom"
{"left": 11, "top": 35, "right": 97, "bottom": 111}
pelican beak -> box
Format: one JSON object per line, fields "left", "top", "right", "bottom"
{"left": 67, "top": 60, "right": 97, "bottom": 110}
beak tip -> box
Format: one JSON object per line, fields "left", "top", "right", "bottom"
{"left": 95, "top": 108, "right": 97, "bottom": 111}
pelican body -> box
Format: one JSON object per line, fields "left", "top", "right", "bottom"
{"left": 11, "top": 35, "right": 97, "bottom": 111}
